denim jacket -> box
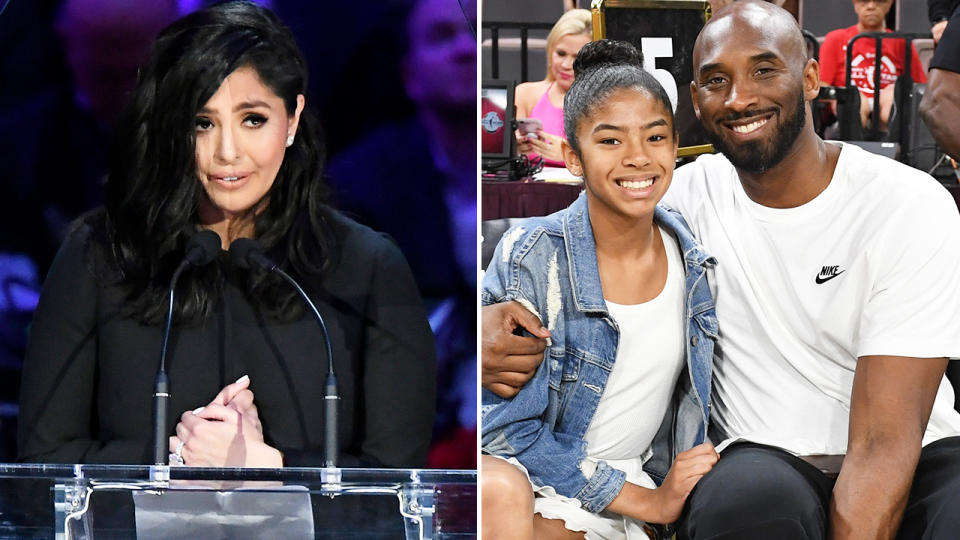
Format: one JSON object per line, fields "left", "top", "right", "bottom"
{"left": 481, "top": 193, "right": 718, "bottom": 513}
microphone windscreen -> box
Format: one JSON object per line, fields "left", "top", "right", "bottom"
{"left": 185, "top": 230, "right": 222, "bottom": 266}
{"left": 229, "top": 237, "right": 273, "bottom": 270}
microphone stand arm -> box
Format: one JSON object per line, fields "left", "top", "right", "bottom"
{"left": 153, "top": 261, "right": 189, "bottom": 465}
{"left": 272, "top": 267, "right": 339, "bottom": 468}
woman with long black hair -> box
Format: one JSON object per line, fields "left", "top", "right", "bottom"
{"left": 18, "top": 1, "right": 436, "bottom": 468}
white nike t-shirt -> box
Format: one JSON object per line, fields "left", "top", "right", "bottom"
{"left": 662, "top": 142, "right": 960, "bottom": 455}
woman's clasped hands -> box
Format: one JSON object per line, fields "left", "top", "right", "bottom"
{"left": 168, "top": 375, "right": 283, "bottom": 468}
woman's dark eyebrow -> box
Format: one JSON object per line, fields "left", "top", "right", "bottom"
{"left": 233, "top": 100, "right": 272, "bottom": 111}
{"left": 197, "top": 100, "right": 272, "bottom": 114}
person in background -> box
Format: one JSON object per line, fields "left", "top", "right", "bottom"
{"left": 325, "top": 0, "right": 477, "bottom": 468}
{"left": 514, "top": 8, "right": 591, "bottom": 168}
{"left": 928, "top": 0, "right": 959, "bottom": 44}
{"left": 819, "top": 0, "right": 927, "bottom": 133}
{"left": 0, "top": 0, "right": 178, "bottom": 278}
{"left": 921, "top": 3, "right": 960, "bottom": 158}
{"left": 18, "top": 1, "right": 435, "bottom": 468}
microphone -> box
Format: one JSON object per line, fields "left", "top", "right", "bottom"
{"left": 229, "top": 238, "right": 339, "bottom": 468}
{"left": 153, "top": 230, "right": 221, "bottom": 465}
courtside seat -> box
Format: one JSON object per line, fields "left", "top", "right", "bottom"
{"left": 481, "top": 218, "right": 527, "bottom": 271}
{"left": 914, "top": 38, "right": 934, "bottom": 72}
{"left": 816, "top": 85, "right": 864, "bottom": 141}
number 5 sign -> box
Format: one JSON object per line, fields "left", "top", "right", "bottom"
{"left": 641, "top": 37, "right": 679, "bottom": 113}
{"left": 591, "top": 0, "right": 714, "bottom": 155}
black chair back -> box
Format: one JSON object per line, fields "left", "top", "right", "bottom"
{"left": 481, "top": 218, "right": 527, "bottom": 271}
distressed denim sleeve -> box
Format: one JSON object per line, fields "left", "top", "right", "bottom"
{"left": 480, "top": 228, "right": 626, "bottom": 513}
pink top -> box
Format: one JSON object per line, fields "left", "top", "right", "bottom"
{"left": 527, "top": 83, "right": 566, "bottom": 168}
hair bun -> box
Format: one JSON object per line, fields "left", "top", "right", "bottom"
{"left": 572, "top": 39, "right": 644, "bottom": 78}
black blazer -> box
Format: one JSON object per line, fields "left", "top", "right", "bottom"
{"left": 17, "top": 209, "right": 436, "bottom": 467}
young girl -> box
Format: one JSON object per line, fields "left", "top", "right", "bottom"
{"left": 481, "top": 40, "right": 719, "bottom": 540}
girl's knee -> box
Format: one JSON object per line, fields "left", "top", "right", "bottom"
{"left": 482, "top": 456, "right": 536, "bottom": 540}
{"left": 482, "top": 456, "right": 534, "bottom": 511}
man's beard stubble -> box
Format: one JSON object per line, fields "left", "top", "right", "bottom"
{"left": 704, "top": 91, "right": 807, "bottom": 175}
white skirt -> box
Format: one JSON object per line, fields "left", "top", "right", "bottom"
{"left": 493, "top": 455, "right": 655, "bottom": 540}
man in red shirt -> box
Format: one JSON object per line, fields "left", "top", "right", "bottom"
{"left": 819, "top": 0, "right": 927, "bottom": 133}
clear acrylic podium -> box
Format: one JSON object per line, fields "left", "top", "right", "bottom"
{"left": 0, "top": 463, "right": 476, "bottom": 539}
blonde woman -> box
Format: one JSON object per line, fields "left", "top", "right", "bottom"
{"left": 515, "top": 8, "right": 591, "bottom": 167}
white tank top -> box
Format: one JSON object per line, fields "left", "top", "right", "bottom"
{"left": 584, "top": 226, "right": 686, "bottom": 461}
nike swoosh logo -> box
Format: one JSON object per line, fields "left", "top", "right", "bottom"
{"left": 815, "top": 270, "right": 845, "bottom": 284}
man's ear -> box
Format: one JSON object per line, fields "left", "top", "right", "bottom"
{"left": 561, "top": 140, "right": 583, "bottom": 176}
{"left": 690, "top": 80, "right": 701, "bottom": 120}
{"left": 803, "top": 58, "right": 821, "bottom": 102}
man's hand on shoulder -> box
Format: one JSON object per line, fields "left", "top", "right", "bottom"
{"left": 481, "top": 301, "right": 550, "bottom": 399}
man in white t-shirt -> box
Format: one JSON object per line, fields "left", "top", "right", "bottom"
{"left": 482, "top": 2, "right": 960, "bottom": 538}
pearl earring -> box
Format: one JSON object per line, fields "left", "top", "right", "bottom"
{"left": 286, "top": 134, "right": 294, "bottom": 147}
